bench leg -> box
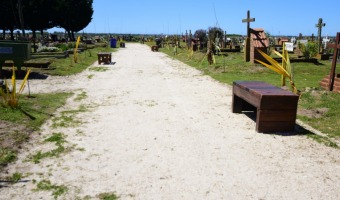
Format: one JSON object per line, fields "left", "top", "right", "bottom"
{"left": 232, "top": 94, "right": 243, "bottom": 113}
{"left": 232, "top": 94, "right": 256, "bottom": 113}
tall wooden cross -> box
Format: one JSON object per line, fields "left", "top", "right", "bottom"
{"left": 242, "top": 10, "right": 255, "bottom": 62}
{"left": 316, "top": 18, "right": 326, "bottom": 53}
{"left": 242, "top": 10, "right": 255, "bottom": 38}
{"left": 326, "top": 32, "right": 340, "bottom": 91}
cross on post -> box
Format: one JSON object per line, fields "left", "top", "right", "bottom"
{"left": 242, "top": 10, "right": 255, "bottom": 38}
{"left": 242, "top": 10, "right": 255, "bottom": 62}
{"left": 326, "top": 32, "right": 340, "bottom": 91}
{"left": 316, "top": 18, "right": 326, "bottom": 53}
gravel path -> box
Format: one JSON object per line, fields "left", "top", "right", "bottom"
{"left": 1, "top": 43, "right": 339, "bottom": 200}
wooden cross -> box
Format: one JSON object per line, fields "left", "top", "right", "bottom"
{"left": 326, "top": 32, "right": 340, "bottom": 91}
{"left": 242, "top": 10, "right": 255, "bottom": 38}
{"left": 316, "top": 18, "right": 326, "bottom": 53}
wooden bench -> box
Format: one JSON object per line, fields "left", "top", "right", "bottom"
{"left": 151, "top": 45, "right": 158, "bottom": 52}
{"left": 97, "top": 52, "right": 112, "bottom": 64}
{"left": 232, "top": 81, "right": 299, "bottom": 133}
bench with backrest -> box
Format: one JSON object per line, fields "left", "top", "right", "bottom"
{"left": 232, "top": 81, "right": 299, "bottom": 133}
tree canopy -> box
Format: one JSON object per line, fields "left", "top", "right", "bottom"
{"left": 0, "top": 0, "right": 93, "bottom": 40}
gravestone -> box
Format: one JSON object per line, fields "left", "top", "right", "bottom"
{"left": 315, "top": 18, "right": 326, "bottom": 53}
{"left": 322, "top": 35, "right": 330, "bottom": 50}
{"left": 291, "top": 37, "right": 296, "bottom": 44}
{"left": 285, "top": 42, "right": 294, "bottom": 52}
{"left": 242, "top": 10, "right": 255, "bottom": 62}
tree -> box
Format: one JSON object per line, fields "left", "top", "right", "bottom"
{"left": 208, "top": 26, "right": 224, "bottom": 42}
{"left": 194, "top": 29, "right": 207, "bottom": 43}
{"left": 0, "top": 0, "right": 19, "bottom": 40}
{"left": 194, "top": 29, "right": 208, "bottom": 51}
{"left": 55, "top": 0, "right": 93, "bottom": 41}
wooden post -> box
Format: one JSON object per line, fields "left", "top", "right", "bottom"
{"left": 242, "top": 10, "right": 255, "bottom": 62}
{"left": 315, "top": 18, "right": 326, "bottom": 53}
{"left": 327, "top": 32, "right": 340, "bottom": 91}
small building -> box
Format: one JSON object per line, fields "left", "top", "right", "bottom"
{"left": 250, "top": 28, "right": 269, "bottom": 64}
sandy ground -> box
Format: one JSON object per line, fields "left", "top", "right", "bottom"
{"left": 1, "top": 43, "right": 339, "bottom": 199}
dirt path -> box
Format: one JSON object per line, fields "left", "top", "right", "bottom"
{"left": 1, "top": 43, "right": 339, "bottom": 199}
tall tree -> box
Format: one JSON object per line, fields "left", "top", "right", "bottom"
{"left": 55, "top": 0, "right": 93, "bottom": 41}
{"left": 0, "top": 0, "right": 19, "bottom": 40}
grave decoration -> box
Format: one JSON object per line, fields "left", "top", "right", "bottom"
{"left": 320, "top": 32, "right": 340, "bottom": 92}
{"left": 255, "top": 43, "right": 299, "bottom": 95}
{"left": 0, "top": 65, "right": 30, "bottom": 108}
{"left": 242, "top": 10, "right": 255, "bottom": 62}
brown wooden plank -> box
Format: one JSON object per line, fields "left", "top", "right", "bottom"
{"left": 233, "top": 85, "right": 262, "bottom": 107}
{"left": 257, "top": 109, "right": 297, "bottom": 122}
{"left": 257, "top": 121, "right": 296, "bottom": 133}
{"left": 260, "top": 95, "right": 299, "bottom": 109}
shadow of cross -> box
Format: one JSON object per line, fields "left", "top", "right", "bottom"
{"left": 326, "top": 32, "right": 340, "bottom": 91}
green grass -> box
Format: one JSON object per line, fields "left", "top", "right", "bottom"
{"left": 0, "top": 42, "right": 115, "bottom": 167}
{"left": 0, "top": 93, "right": 72, "bottom": 130}
{"left": 154, "top": 43, "right": 339, "bottom": 140}
{"left": 0, "top": 93, "right": 72, "bottom": 169}
{"left": 34, "top": 179, "right": 68, "bottom": 199}
{"left": 98, "top": 192, "right": 119, "bottom": 200}
{"left": 29, "top": 44, "right": 114, "bottom": 76}
{"left": 28, "top": 132, "right": 68, "bottom": 164}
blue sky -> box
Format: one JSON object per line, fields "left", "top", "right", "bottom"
{"left": 51, "top": 0, "right": 339, "bottom": 36}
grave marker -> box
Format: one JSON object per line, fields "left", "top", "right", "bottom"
{"left": 242, "top": 10, "right": 255, "bottom": 62}
{"left": 315, "top": 18, "right": 326, "bottom": 53}
{"left": 327, "top": 32, "right": 340, "bottom": 91}
{"left": 320, "top": 32, "right": 340, "bottom": 92}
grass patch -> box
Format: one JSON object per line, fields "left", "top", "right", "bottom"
{"left": 51, "top": 105, "right": 87, "bottom": 128}
{"left": 33, "top": 179, "right": 68, "bottom": 199}
{"left": 155, "top": 43, "right": 339, "bottom": 140}
{"left": 6, "top": 172, "right": 23, "bottom": 183}
{"left": 29, "top": 45, "right": 114, "bottom": 76}
{"left": 74, "top": 91, "right": 87, "bottom": 101}
{"left": 87, "top": 74, "right": 95, "bottom": 79}
{"left": 28, "top": 132, "right": 69, "bottom": 164}
{"left": 0, "top": 148, "right": 17, "bottom": 166}
{"left": 88, "top": 66, "right": 110, "bottom": 72}
{"left": 98, "top": 192, "right": 119, "bottom": 200}
{"left": 0, "top": 93, "right": 71, "bottom": 169}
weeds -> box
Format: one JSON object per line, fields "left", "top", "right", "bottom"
{"left": 28, "top": 133, "right": 68, "bottom": 164}
{"left": 98, "top": 192, "right": 119, "bottom": 200}
{"left": 0, "top": 148, "right": 17, "bottom": 166}
{"left": 34, "top": 179, "right": 68, "bottom": 199}
{"left": 89, "top": 66, "right": 110, "bottom": 72}
{"left": 51, "top": 105, "right": 87, "bottom": 128}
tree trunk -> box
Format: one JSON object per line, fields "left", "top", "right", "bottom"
{"left": 10, "top": 29, "right": 14, "bottom": 40}
{"left": 2, "top": 29, "right": 5, "bottom": 39}
{"left": 67, "top": 30, "right": 72, "bottom": 41}
{"left": 71, "top": 31, "right": 75, "bottom": 41}
{"left": 40, "top": 29, "right": 44, "bottom": 40}
{"left": 33, "top": 30, "right": 37, "bottom": 53}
